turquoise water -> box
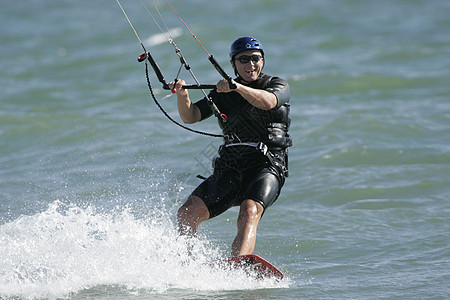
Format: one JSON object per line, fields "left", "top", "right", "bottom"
{"left": 1, "top": 0, "right": 449, "bottom": 299}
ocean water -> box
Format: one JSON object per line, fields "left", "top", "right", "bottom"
{"left": 1, "top": 0, "right": 449, "bottom": 299}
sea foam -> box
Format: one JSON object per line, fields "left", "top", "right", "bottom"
{"left": 0, "top": 200, "right": 287, "bottom": 299}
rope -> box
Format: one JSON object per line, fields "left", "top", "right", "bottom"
{"left": 144, "top": 62, "right": 224, "bottom": 138}
{"left": 117, "top": 0, "right": 227, "bottom": 138}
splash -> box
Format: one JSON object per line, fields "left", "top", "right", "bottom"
{"left": 0, "top": 200, "right": 287, "bottom": 299}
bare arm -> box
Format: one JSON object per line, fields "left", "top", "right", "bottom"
{"left": 216, "top": 79, "right": 277, "bottom": 110}
{"left": 170, "top": 79, "right": 202, "bottom": 124}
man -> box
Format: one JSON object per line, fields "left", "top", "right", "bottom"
{"left": 170, "top": 36, "right": 291, "bottom": 256}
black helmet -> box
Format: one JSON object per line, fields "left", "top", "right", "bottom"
{"left": 229, "top": 36, "right": 264, "bottom": 59}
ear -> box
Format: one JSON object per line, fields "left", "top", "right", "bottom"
{"left": 230, "top": 59, "right": 239, "bottom": 76}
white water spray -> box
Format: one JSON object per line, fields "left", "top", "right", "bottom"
{"left": 0, "top": 200, "right": 287, "bottom": 299}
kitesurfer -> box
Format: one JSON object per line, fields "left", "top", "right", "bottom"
{"left": 170, "top": 36, "right": 291, "bottom": 256}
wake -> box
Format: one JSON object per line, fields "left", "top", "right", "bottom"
{"left": 0, "top": 200, "right": 288, "bottom": 299}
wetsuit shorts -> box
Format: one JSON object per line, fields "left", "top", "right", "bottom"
{"left": 190, "top": 151, "right": 285, "bottom": 218}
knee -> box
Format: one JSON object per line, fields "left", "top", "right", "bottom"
{"left": 177, "top": 202, "right": 190, "bottom": 220}
{"left": 177, "top": 198, "right": 195, "bottom": 224}
{"left": 177, "top": 196, "right": 209, "bottom": 224}
{"left": 238, "top": 200, "right": 263, "bottom": 225}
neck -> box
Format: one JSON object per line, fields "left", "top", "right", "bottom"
{"left": 236, "top": 73, "right": 263, "bottom": 85}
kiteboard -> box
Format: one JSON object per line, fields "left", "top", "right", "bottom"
{"left": 226, "top": 254, "right": 284, "bottom": 280}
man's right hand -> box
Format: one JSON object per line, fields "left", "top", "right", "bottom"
{"left": 169, "top": 79, "right": 188, "bottom": 96}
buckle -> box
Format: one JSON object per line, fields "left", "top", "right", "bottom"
{"left": 256, "top": 142, "right": 268, "bottom": 156}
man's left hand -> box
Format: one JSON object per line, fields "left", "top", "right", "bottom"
{"left": 216, "top": 79, "right": 237, "bottom": 93}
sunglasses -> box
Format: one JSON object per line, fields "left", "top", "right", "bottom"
{"left": 235, "top": 54, "right": 263, "bottom": 64}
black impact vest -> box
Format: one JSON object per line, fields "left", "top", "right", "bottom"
{"left": 194, "top": 73, "right": 292, "bottom": 151}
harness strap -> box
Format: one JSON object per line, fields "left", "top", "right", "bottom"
{"left": 221, "top": 141, "right": 288, "bottom": 177}
{"left": 223, "top": 142, "right": 259, "bottom": 148}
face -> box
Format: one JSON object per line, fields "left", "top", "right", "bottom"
{"left": 232, "top": 50, "right": 264, "bottom": 83}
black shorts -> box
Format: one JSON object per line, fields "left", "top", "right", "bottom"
{"left": 191, "top": 153, "right": 285, "bottom": 218}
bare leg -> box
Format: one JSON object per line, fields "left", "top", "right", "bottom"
{"left": 231, "top": 199, "right": 264, "bottom": 256}
{"left": 177, "top": 195, "right": 210, "bottom": 236}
